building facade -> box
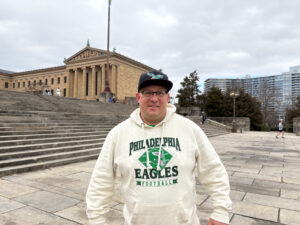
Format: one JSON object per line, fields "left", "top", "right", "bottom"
{"left": 204, "top": 78, "right": 242, "bottom": 93}
{"left": 204, "top": 66, "right": 300, "bottom": 117}
{"left": 0, "top": 45, "right": 154, "bottom": 101}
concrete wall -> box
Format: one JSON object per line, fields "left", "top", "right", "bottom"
{"left": 209, "top": 117, "right": 250, "bottom": 131}
{"left": 293, "top": 117, "right": 300, "bottom": 136}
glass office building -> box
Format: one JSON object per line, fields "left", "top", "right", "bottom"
{"left": 204, "top": 66, "right": 300, "bottom": 117}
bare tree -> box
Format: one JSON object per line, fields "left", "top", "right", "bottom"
{"left": 258, "top": 79, "right": 280, "bottom": 128}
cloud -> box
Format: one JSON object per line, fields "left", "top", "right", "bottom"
{"left": 1, "top": 0, "right": 300, "bottom": 94}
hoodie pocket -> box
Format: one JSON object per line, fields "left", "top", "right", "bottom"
{"left": 130, "top": 201, "right": 189, "bottom": 225}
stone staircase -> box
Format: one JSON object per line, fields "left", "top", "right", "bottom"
{"left": 0, "top": 89, "right": 137, "bottom": 114}
{"left": 187, "top": 116, "right": 231, "bottom": 137}
{"left": 200, "top": 124, "right": 230, "bottom": 137}
{"left": 0, "top": 111, "right": 126, "bottom": 177}
{"left": 0, "top": 90, "right": 230, "bottom": 176}
{"left": 201, "top": 119, "right": 232, "bottom": 137}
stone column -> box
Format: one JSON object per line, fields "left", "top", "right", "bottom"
{"left": 74, "top": 68, "right": 78, "bottom": 98}
{"left": 82, "top": 67, "right": 87, "bottom": 99}
{"left": 101, "top": 65, "right": 105, "bottom": 92}
{"left": 96, "top": 66, "right": 101, "bottom": 98}
{"left": 111, "top": 64, "right": 116, "bottom": 94}
{"left": 91, "top": 66, "right": 96, "bottom": 99}
{"left": 67, "top": 70, "right": 72, "bottom": 97}
{"left": 114, "top": 65, "right": 119, "bottom": 97}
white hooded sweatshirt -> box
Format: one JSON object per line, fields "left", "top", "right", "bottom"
{"left": 86, "top": 104, "right": 231, "bottom": 225}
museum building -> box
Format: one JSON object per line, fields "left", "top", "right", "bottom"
{"left": 0, "top": 44, "right": 154, "bottom": 101}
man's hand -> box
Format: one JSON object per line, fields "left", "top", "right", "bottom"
{"left": 207, "top": 218, "right": 228, "bottom": 225}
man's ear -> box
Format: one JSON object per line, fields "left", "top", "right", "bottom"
{"left": 136, "top": 92, "right": 140, "bottom": 103}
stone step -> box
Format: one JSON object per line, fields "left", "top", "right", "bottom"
{"left": 0, "top": 111, "right": 116, "bottom": 118}
{"left": 0, "top": 110, "right": 127, "bottom": 118}
{"left": 0, "top": 124, "right": 115, "bottom": 131}
{"left": 57, "top": 118, "right": 125, "bottom": 122}
{"left": 0, "top": 112, "right": 36, "bottom": 116}
{"left": 0, "top": 153, "right": 99, "bottom": 177}
{"left": 0, "top": 127, "right": 111, "bottom": 136}
{"left": 201, "top": 126, "right": 229, "bottom": 131}
{"left": 0, "top": 122, "right": 117, "bottom": 127}
{"left": 0, "top": 116, "right": 48, "bottom": 122}
{"left": 0, "top": 138, "right": 105, "bottom": 153}
{"left": 0, "top": 118, "right": 118, "bottom": 124}
{"left": 206, "top": 132, "right": 229, "bottom": 137}
{"left": 0, "top": 148, "right": 100, "bottom": 168}
{"left": 208, "top": 130, "right": 229, "bottom": 134}
{"left": 0, "top": 142, "right": 102, "bottom": 160}
{"left": 0, "top": 134, "right": 106, "bottom": 147}
{"left": 200, "top": 126, "right": 230, "bottom": 137}
{"left": 0, "top": 114, "right": 127, "bottom": 125}
{"left": 0, "top": 127, "right": 14, "bottom": 132}
{"left": 48, "top": 119, "right": 121, "bottom": 123}
{"left": 204, "top": 129, "right": 228, "bottom": 133}
{"left": 0, "top": 112, "right": 125, "bottom": 120}
{"left": 0, "top": 130, "right": 109, "bottom": 141}
{"left": 204, "top": 129, "right": 229, "bottom": 134}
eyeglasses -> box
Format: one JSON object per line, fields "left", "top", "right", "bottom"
{"left": 140, "top": 90, "right": 167, "bottom": 98}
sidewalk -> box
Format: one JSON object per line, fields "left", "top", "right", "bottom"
{"left": 0, "top": 131, "right": 299, "bottom": 225}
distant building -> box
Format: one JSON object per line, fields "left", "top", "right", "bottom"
{"left": 204, "top": 66, "right": 300, "bottom": 117}
{"left": 204, "top": 78, "right": 242, "bottom": 93}
{"left": 0, "top": 43, "right": 154, "bottom": 101}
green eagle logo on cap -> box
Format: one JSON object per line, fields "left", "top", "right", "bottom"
{"left": 147, "top": 72, "right": 163, "bottom": 79}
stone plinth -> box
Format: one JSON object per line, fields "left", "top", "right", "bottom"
{"left": 293, "top": 117, "right": 300, "bottom": 136}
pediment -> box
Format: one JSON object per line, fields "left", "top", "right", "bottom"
{"left": 64, "top": 47, "right": 106, "bottom": 64}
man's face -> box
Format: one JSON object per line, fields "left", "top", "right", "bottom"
{"left": 136, "top": 85, "right": 170, "bottom": 125}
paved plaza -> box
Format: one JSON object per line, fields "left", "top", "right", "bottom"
{"left": 0, "top": 131, "right": 300, "bottom": 225}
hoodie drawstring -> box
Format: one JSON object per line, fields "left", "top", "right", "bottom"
{"left": 157, "top": 122, "right": 165, "bottom": 171}
{"left": 142, "top": 123, "right": 150, "bottom": 168}
{"left": 142, "top": 122, "right": 165, "bottom": 170}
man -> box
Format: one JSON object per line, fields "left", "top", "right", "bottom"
{"left": 86, "top": 71, "right": 232, "bottom": 225}
{"left": 201, "top": 111, "right": 207, "bottom": 124}
{"left": 276, "top": 119, "right": 285, "bottom": 138}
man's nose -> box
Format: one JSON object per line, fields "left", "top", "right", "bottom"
{"left": 149, "top": 93, "right": 159, "bottom": 100}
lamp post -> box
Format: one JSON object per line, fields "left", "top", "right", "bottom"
{"left": 105, "top": 0, "right": 111, "bottom": 94}
{"left": 99, "top": 0, "right": 112, "bottom": 102}
{"left": 230, "top": 91, "right": 239, "bottom": 132}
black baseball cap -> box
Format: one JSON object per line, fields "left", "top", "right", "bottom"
{"left": 138, "top": 71, "right": 173, "bottom": 92}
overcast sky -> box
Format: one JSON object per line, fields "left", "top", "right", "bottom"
{"left": 1, "top": 0, "right": 300, "bottom": 96}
